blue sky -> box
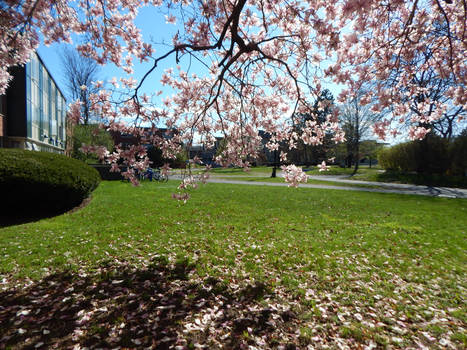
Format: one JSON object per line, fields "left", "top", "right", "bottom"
{"left": 38, "top": 5, "right": 345, "bottom": 104}
{"left": 38, "top": 6, "right": 181, "bottom": 101}
{"left": 36, "top": 5, "right": 405, "bottom": 144}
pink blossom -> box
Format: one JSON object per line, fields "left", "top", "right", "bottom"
{"left": 161, "top": 163, "right": 171, "bottom": 177}
{"left": 165, "top": 15, "right": 177, "bottom": 25}
{"left": 318, "top": 161, "right": 330, "bottom": 172}
{"left": 281, "top": 165, "right": 307, "bottom": 188}
{"left": 408, "top": 126, "right": 431, "bottom": 140}
{"left": 68, "top": 100, "right": 83, "bottom": 125}
{"left": 172, "top": 192, "right": 190, "bottom": 203}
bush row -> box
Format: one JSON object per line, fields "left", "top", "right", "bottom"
{"left": 378, "top": 132, "right": 467, "bottom": 176}
{"left": 0, "top": 149, "right": 101, "bottom": 213}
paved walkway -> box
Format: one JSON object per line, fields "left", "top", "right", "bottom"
{"left": 306, "top": 175, "right": 467, "bottom": 198}
{"left": 196, "top": 174, "right": 467, "bottom": 199}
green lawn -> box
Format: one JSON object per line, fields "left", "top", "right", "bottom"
{"left": 0, "top": 181, "right": 466, "bottom": 348}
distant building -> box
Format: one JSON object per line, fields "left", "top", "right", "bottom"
{"left": 110, "top": 127, "right": 177, "bottom": 149}
{"left": 188, "top": 137, "right": 223, "bottom": 165}
{"left": 0, "top": 52, "right": 67, "bottom": 153}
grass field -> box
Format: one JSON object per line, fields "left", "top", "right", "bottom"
{"left": 0, "top": 181, "right": 466, "bottom": 348}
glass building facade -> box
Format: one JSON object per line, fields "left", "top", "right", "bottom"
{"left": 25, "top": 53, "right": 66, "bottom": 151}
{"left": 0, "top": 52, "right": 66, "bottom": 153}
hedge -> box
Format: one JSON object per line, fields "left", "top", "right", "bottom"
{"left": 378, "top": 134, "right": 463, "bottom": 175}
{"left": 0, "top": 149, "right": 101, "bottom": 213}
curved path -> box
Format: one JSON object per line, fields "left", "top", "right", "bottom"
{"left": 176, "top": 173, "right": 467, "bottom": 199}
{"left": 307, "top": 175, "right": 467, "bottom": 198}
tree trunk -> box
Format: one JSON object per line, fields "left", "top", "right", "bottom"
{"left": 271, "top": 163, "right": 277, "bottom": 178}
{"left": 352, "top": 124, "right": 360, "bottom": 175}
{"left": 352, "top": 156, "right": 359, "bottom": 175}
{"left": 271, "top": 149, "right": 278, "bottom": 178}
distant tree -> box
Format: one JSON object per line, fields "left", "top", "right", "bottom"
{"left": 146, "top": 146, "right": 164, "bottom": 168}
{"left": 378, "top": 136, "right": 450, "bottom": 175}
{"left": 449, "top": 128, "right": 467, "bottom": 176}
{"left": 72, "top": 124, "right": 114, "bottom": 163}
{"left": 291, "top": 89, "right": 335, "bottom": 166}
{"left": 340, "top": 90, "right": 385, "bottom": 174}
{"left": 384, "top": 21, "right": 466, "bottom": 141}
{"left": 61, "top": 48, "right": 101, "bottom": 125}
{"left": 147, "top": 145, "right": 188, "bottom": 169}
{"left": 359, "top": 140, "right": 386, "bottom": 168}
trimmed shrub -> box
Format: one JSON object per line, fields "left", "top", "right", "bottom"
{"left": 0, "top": 149, "right": 100, "bottom": 214}
{"left": 378, "top": 142, "right": 413, "bottom": 172}
{"left": 450, "top": 129, "right": 467, "bottom": 176}
{"left": 378, "top": 135, "right": 450, "bottom": 175}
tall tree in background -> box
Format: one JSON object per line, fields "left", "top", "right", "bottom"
{"left": 340, "top": 92, "right": 384, "bottom": 174}
{"left": 61, "top": 48, "right": 100, "bottom": 125}
{"left": 291, "top": 89, "right": 335, "bottom": 166}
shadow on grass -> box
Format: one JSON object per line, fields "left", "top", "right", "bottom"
{"left": 0, "top": 258, "right": 295, "bottom": 349}
{"left": 0, "top": 198, "right": 92, "bottom": 228}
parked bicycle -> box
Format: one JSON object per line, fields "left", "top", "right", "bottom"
{"left": 134, "top": 167, "right": 169, "bottom": 182}
{"left": 152, "top": 168, "right": 169, "bottom": 182}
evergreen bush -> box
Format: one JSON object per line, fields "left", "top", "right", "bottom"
{"left": 0, "top": 149, "right": 100, "bottom": 213}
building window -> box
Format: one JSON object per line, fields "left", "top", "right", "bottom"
{"left": 42, "top": 65, "right": 49, "bottom": 138}
{"left": 23, "top": 53, "right": 67, "bottom": 150}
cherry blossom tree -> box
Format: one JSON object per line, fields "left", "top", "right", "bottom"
{"left": 1, "top": 0, "right": 465, "bottom": 194}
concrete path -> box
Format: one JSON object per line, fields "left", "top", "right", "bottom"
{"left": 306, "top": 175, "right": 467, "bottom": 198}
{"left": 170, "top": 173, "right": 467, "bottom": 198}
{"left": 204, "top": 177, "right": 467, "bottom": 198}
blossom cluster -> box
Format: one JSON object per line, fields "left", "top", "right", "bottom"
{"left": 1, "top": 0, "right": 465, "bottom": 194}
{"left": 281, "top": 165, "right": 308, "bottom": 188}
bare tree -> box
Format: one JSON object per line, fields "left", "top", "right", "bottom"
{"left": 386, "top": 21, "right": 466, "bottom": 141}
{"left": 340, "top": 92, "right": 384, "bottom": 175}
{"left": 61, "top": 47, "right": 100, "bottom": 125}
{"left": 409, "top": 63, "right": 466, "bottom": 141}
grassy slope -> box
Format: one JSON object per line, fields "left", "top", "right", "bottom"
{"left": 1, "top": 181, "right": 466, "bottom": 347}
